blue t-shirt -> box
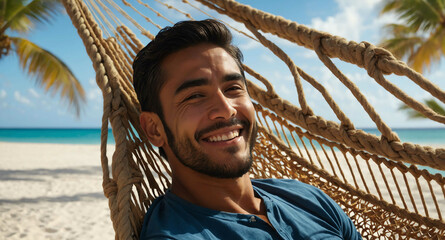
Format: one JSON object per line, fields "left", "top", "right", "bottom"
{"left": 140, "top": 179, "right": 362, "bottom": 239}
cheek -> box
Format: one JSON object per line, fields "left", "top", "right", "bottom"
{"left": 238, "top": 98, "right": 256, "bottom": 121}
{"left": 173, "top": 107, "right": 205, "bottom": 135}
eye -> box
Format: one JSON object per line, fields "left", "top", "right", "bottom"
{"left": 228, "top": 86, "right": 240, "bottom": 91}
{"left": 225, "top": 85, "right": 244, "bottom": 94}
{"left": 184, "top": 93, "right": 204, "bottom": 102}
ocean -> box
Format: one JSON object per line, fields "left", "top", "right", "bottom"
{"left": 0, "top": 128, "right": 115, "bottom": 144}
{"left": 0, "top": 128, "right": 444, "bottom": 145}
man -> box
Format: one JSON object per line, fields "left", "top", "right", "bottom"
{"left": 133, "top": 19, "right": 362, "bottom": 240}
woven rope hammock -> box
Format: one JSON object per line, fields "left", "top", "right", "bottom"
{"left": 62, "top": 0, "right": 445, "bottom": 239}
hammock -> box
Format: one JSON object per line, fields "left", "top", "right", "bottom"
{"left": 62, "top": 0, "right": 445, "bottom": 239}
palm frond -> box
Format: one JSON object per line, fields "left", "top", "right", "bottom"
{"left": 380, "top": 0, "right": 445, "bottom": 119}
{"left": 10, "top": 36, "right": 86, "bottom": 116}
{"left": 399, "top": 98, "right": 445, "bottom": 119}
{"left": 1, "top": 0, "right": 31, "bottom": 32}
{"left": 424, "top": 99, "right": 445, "bottom": 115}
{"left": 379, "top": 0, "right": 403, "bottom": 15}
{"left": 0, "top": 0, "right": 62, "bottom": 34}
{"left": 379, "top": 34, "right": 423, "bottom": 60}
{"left": 379, "top": 5, "right": 445, "bottom": 73}
{"left": 383, "top": 23, "right": 417, "bottom": 35}
{"left": 398, "top": 103, "right": 426, "bottom": 119}
{"left": 409, "top": 27, "right": 444, "bottom": 72}
{"left": 406, "top": 0, "right": 440, "bottom": 31}
{"left": 439, "top": 27, "right": 445, "bottom": 54}
{"left": 429, "top": 0, "right": 445, "bottom": 22}
{"left": 380, "top": 0, "right": 443, "bottom": 32}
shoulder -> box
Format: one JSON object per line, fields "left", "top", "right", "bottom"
{"left": 252, "top": 178, "right": 339, "bottom": 211}
{"left": 252, "top": 178, "right": 326, "bottom": 197}
{"left": 252, "top": 178, "right": 339, "bottom": 218}
{"left": 252, "top": 178, "right": 362, "bottom": 239}
{"left": 139, "top": 196, "right": 170, "bottom": 239}
{"left": 139, "top": 193, "right": 213, "bottom": 240}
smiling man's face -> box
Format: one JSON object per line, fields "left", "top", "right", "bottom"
{"left": 158, "top": 43, "right": 257, "bottom": 178}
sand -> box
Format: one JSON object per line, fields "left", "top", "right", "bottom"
{"left": 0, "top": 142, "right": 115, "bottom": 240}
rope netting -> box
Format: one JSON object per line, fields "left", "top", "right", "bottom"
{"left": 62, "top": 0, "right": 445, "bottom": 239}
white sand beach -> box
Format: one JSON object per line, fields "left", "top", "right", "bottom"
{"left": 0, "top": 142, "right": 115, "bottom": 239}
{"left": 1, "top": 141, "right": 444, "bottom": 239}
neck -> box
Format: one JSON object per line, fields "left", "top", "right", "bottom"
{"left": 170, "top": 166, "right": 261, "bottom": 215}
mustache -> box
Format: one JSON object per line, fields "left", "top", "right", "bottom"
{"left": 195, "top": 118, "right": 250, "bottom": 141}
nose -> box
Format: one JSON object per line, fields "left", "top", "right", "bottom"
{"left": 208, "top": 90, "right": 237, "bottom": 120}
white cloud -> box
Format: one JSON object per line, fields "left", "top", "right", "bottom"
{"left": 0, "top": 89, "right": 7, "bottom": 108}
{"left": 219, "top": 15, "right": 249, "bottom": 33}
{"left": 368, "top": 88, "right": 398, "bottom": 108}
{"left": 345, "top": 72, "right": 369, "bottom": 83}
{"left": 270, "top": 71, "right": 293, "bottom": 83}
{"left": 428, "top": 69, "right": 445, "bottom": 88}
{"left": 260, "top": 54, "right": 275, "bottom": 63}
{"left": 262, "top": 32, "right": 299, "bottom": 48}
{"left": 28, "top": 88, "right": 40, "bottom": 98}
{"left": 57, "top": 109, "right": 67, "bottom": 116}
{"left": 0, "top": 89, "right": 6, "bottom": 99}
{"left": 239, "top": 38, "right": 261, "bottom": 50}
{"left": 40, "top": 100, "right": 52, "bottom": 110}
{"left": 301, "top": 49, "right": 317, "bottom": 59}
{"left": 14, "top": 91, "right": 31, "bottom": 105}
{"left": 89, "top": 78, "right": 96, "bottom": 86}
{"left": 309, "top": 0, "right": 389, "bottom": 42}
{"left": 87, "top": 88, "right": 102, "bottom": 100}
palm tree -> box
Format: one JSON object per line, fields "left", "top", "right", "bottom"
{"left": 379, "top": 0, "right": 445, "bottom": 118}
{"left": 399, "top": 99, "right": 445, "bottom": 118}
{"left": 0, "top": 0, "right": 85, "bottom": 116}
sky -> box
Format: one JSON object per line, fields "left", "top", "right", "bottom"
{"left": 1, "top": 0, "right": 444, "bottom": 129}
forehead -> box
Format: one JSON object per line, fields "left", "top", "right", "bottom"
{"left": 159, "top": 43, "right": 240, "bottom": 91}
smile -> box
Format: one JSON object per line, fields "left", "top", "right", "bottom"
{"left": 204, "top": 130, "right": 241, "bottom": 142}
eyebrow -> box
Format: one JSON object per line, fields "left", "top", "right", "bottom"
{"left": 175, "top": 78, "right": 209, "bottom": 95}
{"left": 174, "top": 73, "right": 244, "bottom": 95}
{"left": 224, "top": 73, "right": 244, "bottom": 82}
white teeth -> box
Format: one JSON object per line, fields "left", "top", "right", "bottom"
{"left": 207, "top": 130, "right": 239, "bottom": 142}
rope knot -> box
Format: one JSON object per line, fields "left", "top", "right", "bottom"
{"left": 362, "top": 42, "right": 379, "bottom": 78}
{"left": 360, "top": 41, "right": 394, "bottom": 76}
{"left": 103, "top": 179, "right": 117, "bottom": 198}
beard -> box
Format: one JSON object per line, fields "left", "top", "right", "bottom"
{"left": 162, "top": 117, "right": 257, "bottom": 179}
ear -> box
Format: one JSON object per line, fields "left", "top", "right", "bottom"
{"left": 140, "top": 112, "right": 165, "bottom": 147}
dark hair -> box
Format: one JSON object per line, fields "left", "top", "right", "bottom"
{"left": 133, "top": 19, "right": 245, "bottom": 158}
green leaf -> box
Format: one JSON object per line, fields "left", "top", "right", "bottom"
{"left": 399, "top": 99, "right": 445, "bottom": 119}
{"left": 10, "top": 37, "right": 86, "bottom": 116}
{"left": 424, "top": 99, "right": 445, "bottom": 115}
{"left": 0, "top": 0, "right": 62, "bottom": 34}
{"left": 379, "top": 0, "right": 445, "bottom": 73}
{"left": 408, "top": 27, "right": 443, "bottom": 72}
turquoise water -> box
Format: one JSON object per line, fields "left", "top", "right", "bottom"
{"left": 0, "top": 128, "right": 115, "bottom": 144}
{"left": 362, "top": 128, "right": 445, "bottom": 145}
{"left": 0, "top": 128, "right": 444, "bottom": 145}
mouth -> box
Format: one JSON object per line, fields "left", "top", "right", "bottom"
{"left": 203, "top": 129, "right": 242, "bottom": 142}
{"left": 196, "top": 118, "right": 250, "bottom": 145}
